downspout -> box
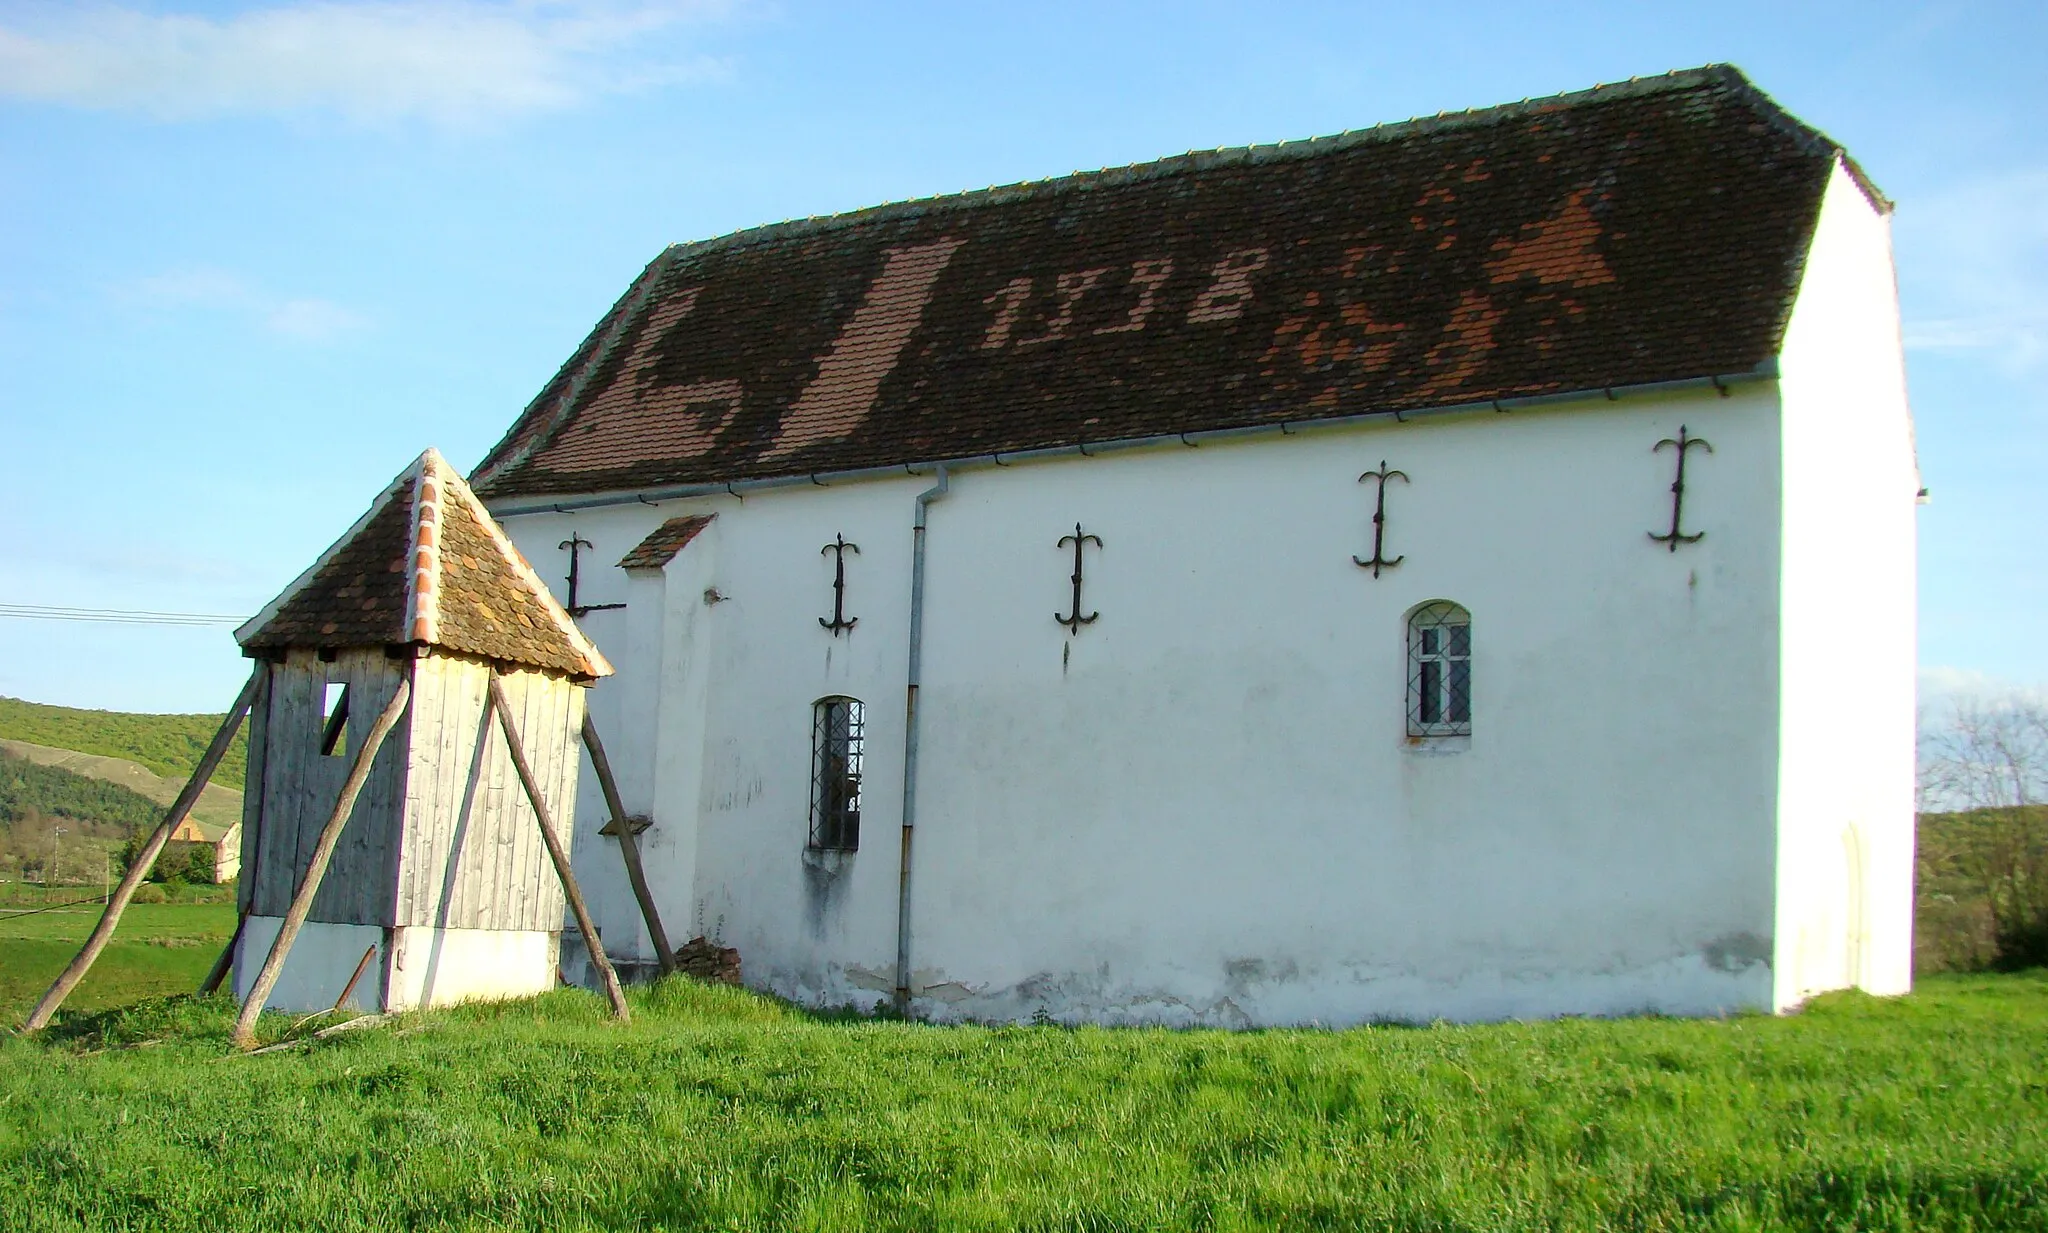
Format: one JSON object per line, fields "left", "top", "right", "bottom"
{"left": 894, "top": 464, "right": 949, "bottom": 1015}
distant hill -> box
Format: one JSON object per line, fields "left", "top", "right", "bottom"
{"left": 0, "top": 696, "right": 247, "bottom": 791}
{"left": 0, "top": 749, "right": 163, "bottom": 832}
{"left": 0, "top": 740, "right": 243, "bottom": 832}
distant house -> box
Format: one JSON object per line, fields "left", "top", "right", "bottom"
{"left": 0, "top": 737, "right": 245, "bottom": 883}
{"left": 168, "top": 816, "right": 240, "bottom": 883}
{"left": 459, "top": 65, "right": 1914, "bottom": 1025}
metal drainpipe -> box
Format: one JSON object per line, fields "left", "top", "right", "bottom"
{"left": 894, "top": 464, "right": 949, "bottom": 1016}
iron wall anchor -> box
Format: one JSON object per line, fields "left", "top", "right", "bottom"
{"left": 560, "top": 533, "right": 626, "bottom": 617}
{"left": 1353, "top": 461, "right": 1409, "bottom": 578}
{"left": 1055, "top": 523, "right": 1103, "bottom": 633}
{"left": 819, "top": 533, "right": 860, "bottom": 634}
{"left": 1649, "top": 426, "right": 1713, "bottom": 551}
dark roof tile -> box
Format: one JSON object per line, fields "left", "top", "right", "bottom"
{"left": 472, "top": 66, "right": 1856, "bottom": 501}
{"left": 619, "top": 515, "right": 715, "bottom": 570}
{"left": 240, "top": 451, "right": 611, "bottom": 678}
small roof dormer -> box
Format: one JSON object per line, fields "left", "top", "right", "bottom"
{"left": 237, "top": 448, "right": 611, "bottom": 679}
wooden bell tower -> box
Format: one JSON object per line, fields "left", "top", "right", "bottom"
{"left": 224, "top": 449, "right": 626, "bottom": 1037}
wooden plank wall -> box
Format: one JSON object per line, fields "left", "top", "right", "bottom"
{"left": 396, "top": 656, "right": 578, "bottom": 933}
{"left": 235, "top": 667, "right": 271, "bottom": 916}
{"left": 246, "top": 648, "right": 411, "bottom": 925}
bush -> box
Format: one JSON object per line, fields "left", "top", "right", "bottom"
{"left": 129, "top": 884, "right": 167, "bottom": 904}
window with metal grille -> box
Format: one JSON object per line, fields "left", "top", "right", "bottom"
{"left": 1407, "top": 601, "right": 1472, "bottom": 737}
{"left": 809, "top": 696, "right": 863, "bottom": 851}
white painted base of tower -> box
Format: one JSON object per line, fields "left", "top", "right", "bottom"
{"left": 233, "top": 916, "right": 561, "bottom": 1012}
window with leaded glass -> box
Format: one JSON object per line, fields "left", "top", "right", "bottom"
{"left": 809, "top": 697, "right": 863, "bottom": 851}
{"left": 1407, "top": 602, "right": 1471, "bottom": 737}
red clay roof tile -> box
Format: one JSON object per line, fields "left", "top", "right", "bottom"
{"left": 472, "top": 66, "right": 1860, "bottom": 501}
{"left": 239, "top": 451, "right": 611, "bottom": 678}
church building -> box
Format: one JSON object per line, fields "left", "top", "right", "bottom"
{"left": 468, "top": 65, "right": 1918, "bottom": 1024}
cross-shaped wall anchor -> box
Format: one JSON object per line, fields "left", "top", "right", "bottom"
{"left": 560, "top": 534, "right": 627, "bottom": 617}
{"left": 1056, "top": 523, "right": 1103, "bottom": 633}
{"left": 819, "top": 533, "right": 860, "bottom": 634}
{"left": 1648, "top": 426, "right": 1714, "bottom": 552}
{"left": 1353, "top": 460, "right": 1409, "bottom": 578}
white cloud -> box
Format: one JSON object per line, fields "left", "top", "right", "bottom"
{"left": 265, "top": 296, "right": 368, "bottom": 340}
{"left": 122, "top": 264, "right": 367, "bottom": 341}
{"left": 1919, "top": 665, "right": 2048, "bottom": 711}
{"left": 128, "top": 265, "right": 251, "bottom": 308}
{"left": 1896, "top": 169, "right": 2048, "bottom": 373}
{"left": 0, "top": 1, "right": 734, "bottom": 124}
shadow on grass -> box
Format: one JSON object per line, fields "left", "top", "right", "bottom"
{"left": 26, "top": 991, "right": 243, "bottom": 1052}
{"left": 27, "top": 970, "right": 2046, "bottom": 1058}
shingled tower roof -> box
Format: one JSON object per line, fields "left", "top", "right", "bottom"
{"left": 238, "top": 449, "right": 611, "bottom": 679}
{"left": 472, "top": 64, "right": 1881, "bottom": 503}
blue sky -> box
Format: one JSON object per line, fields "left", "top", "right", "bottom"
{"left": 0, "top": 0, "right": 2041, "bottom": 713}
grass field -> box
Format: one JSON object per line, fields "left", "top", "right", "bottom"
{"left": 0, "top": 899, "right": 236, "bottom": 1020}
{"left": 2, "top": 902, "right": 2044, "bottom": 1233}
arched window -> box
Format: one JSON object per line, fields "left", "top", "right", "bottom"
{"left": 809, "top": 696, "right": 864, "bottom": 851}
{"left": 1407, "top": 602, "right": 1471, "bottom": 737}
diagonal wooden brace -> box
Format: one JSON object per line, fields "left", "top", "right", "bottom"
{"left": 581, "top": 714, "right": 675, "bottom": 976}
{"left": 232, "top": 674, "right": 413, "bottom": 1049}
{"left": 490, "top": 674, "right": 631, "bottom": 1022}
{"left": 23, "top": 668, "right": 263, "bottom": 1033}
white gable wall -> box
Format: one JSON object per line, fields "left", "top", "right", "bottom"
{"left": 1772, "top": 158, "right": 1919, "bottom": 1007}
{"left": 502, "top": 379, "right": 1791, "bottom": 1025}
{"left": 529, "top": 477, "right": 929, "bottom": 987}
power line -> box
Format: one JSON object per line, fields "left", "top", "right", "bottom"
{"left": 0, "top": 603, "right": 247, "bottom": 628}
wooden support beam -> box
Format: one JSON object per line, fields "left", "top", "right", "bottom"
{"left": 232, "top": 676, "right": 412, "bottom": 1050}
{"left": 198, "top": 915, "right": 245, "bottom": 995}
{"left": 489, "top": 674, "right": 630, "bottom": 1022}
{"left": 580, "top": 714, "right": 675, "bottom": 976}
{"left": 23, "top": 668, "right": 263, "bottom": 1032}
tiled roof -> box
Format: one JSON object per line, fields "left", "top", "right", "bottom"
{"left": 239, "top": 450, "right": 612, "bottom": 678}
{"left": 471, "top": 65, "right": 1865, "bottom": 502}
{"left": 618, "top": 514, "right": 716, "bottom": 570}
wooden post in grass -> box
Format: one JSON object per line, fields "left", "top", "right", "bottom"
{"left": 490, "top": 674, "right": 630, "bottom": 1022}
{"left": 232, "top": 677, "right": 412, "bottom": 1050}
{"left": 580, "top": 714, "right": 675, "bottom": 976}
{"left": 23, "top": 668, "right": 263, "bottom": 1032}
{"left": 198, "top": 915, "right": 245, "bottom": 995}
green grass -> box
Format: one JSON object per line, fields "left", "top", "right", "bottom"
{"left": 0, "top": 696, "right": 248, "bottom": 790}
{"left": 3, "top": 959, "right": 2045, "bottom": 1231}
{"left": 0, "top": 901, "right": 236, "bottom": 1019}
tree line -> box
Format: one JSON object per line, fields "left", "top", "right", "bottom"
{"left": 1919, "top": 696, "right": 2048, "bottom": 972}
{"left": 0, "top": 751, "right": 213, "bottom": 886}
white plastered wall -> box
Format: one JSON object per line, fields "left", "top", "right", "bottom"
{"left": 502, "top": 381, "right": 1788, "bottom": 1026}
{"left": 234, "top": 917, "right": 560, "bottom": 1012}
{"left": 554, "top": 509, "right": 728, "bottom": 969}
{"left": 234, "top": 917, "right": 387, "bottom": 1012}
{"left": 1772, "top": 157, "right": 1919, "bottom": 1007}
{"left": 383, "top": 926, "right": 559, "bottom": 1009}
{"left": 529, "top": 479, "right": 929, "bottom": 996}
